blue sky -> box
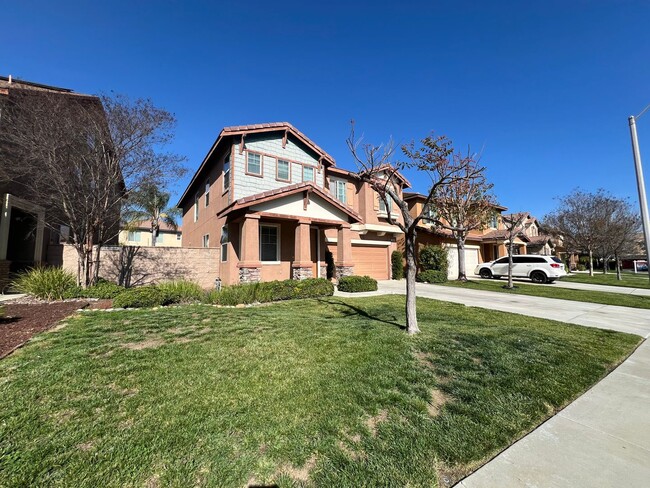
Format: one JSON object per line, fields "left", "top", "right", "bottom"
{"left": 3, "top": 0, "right": 650, "bottom": 218}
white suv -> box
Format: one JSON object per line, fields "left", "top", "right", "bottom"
{"left": 474, "top": 255, "right": 567, "bottom": 284}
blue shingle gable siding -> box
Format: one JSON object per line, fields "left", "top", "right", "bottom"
{"left": 233, "top": 134, "right": 324, "bottom": 200}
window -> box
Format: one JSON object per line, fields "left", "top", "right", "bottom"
{"left": 156, "top": 232, "right": 164, "bottom": 244}
{"left": 260, "top": 225, "right": 280, "bottom": 262}
{"left": 127, "top": 231, "right": 141, "bottom": 242}
{"left": 194, "top": 193, "right": 199, "bottom": 222}
{"left": 333, "top": 179, "right": 346, "bottom": 204}
{"left": 423, "top": 204, "right": 437, "bottom": 223}
{"left": 223, "top": 154, "right": 231, "bottom": 191}
{"left": 495, "top": 257, "right": 509, "bottom": 264}
{"left": 277, "top": 159, "right": 290, "bottom": 182}
{"left": 379, "top": 195, "right": 392, "bottom": 214}
{"left": 205, "top": 180, "right": 210, "bottom": 207}
{"left": 247, "top": 152, "right": 262, "bottom": 176}
{"left": 202, "top": 234, "right": 210, "bottom": 248}
{"left": 176, "top": 233, "right": 182, "bottom": 241}
{"left": 220, "top": 226, "right": 228, "bottom": 261}
{"left": 302, "top": 165, "right": 315, "bottom": 182}
{"left": 489, "top": 214, "right": 498, "bottom": 228}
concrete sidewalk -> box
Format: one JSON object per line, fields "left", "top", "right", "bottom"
{"left": 336, "top": 281, "right": 650, "bottom": 487}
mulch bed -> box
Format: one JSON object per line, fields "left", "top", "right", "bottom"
{"left": 0, "top": 301, "right": 89, "bottom": 359}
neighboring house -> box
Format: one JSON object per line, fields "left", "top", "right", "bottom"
{"left": 0, "top": 75, "right": 116, "bottom": 289}
{"left": 400, "top": 192, "right": 519, "bottom": 278}
{"left": 177, "top": 122, "right": 407, "bottom": 284}
{"left": 119, "top": 221, "right": 182, "bottom": 247}
{"left": 511, "top": 212, "right": 563, "bottom": 256}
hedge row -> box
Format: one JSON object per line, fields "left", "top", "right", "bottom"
{"left": 416, "top": 270, "right": 447, "bottom": 283}
{"left": 337, "top": 275, "right": 378, "bottom": 293}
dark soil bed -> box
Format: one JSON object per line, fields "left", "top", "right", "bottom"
{"left": 0, "top": 301, "right": 88, "bottom": 359}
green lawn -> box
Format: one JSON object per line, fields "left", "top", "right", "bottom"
{"left": 0, "top": 297, "right": 639, "bottom": 487}
{"left": 442, "top": 279, "right": 650, "bottom": 309}
{"left": 563, "top": 271, "right": 650, "bottom": 289}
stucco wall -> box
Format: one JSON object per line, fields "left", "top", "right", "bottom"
{"left": 48, "top": 244, "right": 220, "bottom": 289}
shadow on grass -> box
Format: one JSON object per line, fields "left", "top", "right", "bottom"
{"left": 318, "top": 298, "right": 406, "bottom": 331}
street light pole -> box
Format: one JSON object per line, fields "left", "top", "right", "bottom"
{"left": 628, "top": 115, "right": 650, "bottom": 281}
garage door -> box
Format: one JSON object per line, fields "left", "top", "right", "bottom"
{"left": 352, "top": 245, "right": 389, "bottom": 280}
{"left": 446, "top": 245, "right": 480, "bottom": 279}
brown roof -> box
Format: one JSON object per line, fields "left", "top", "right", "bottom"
{"left": 403, "top": 191, "right": 507, "bottom": 211}
{"left": 527, "top": 235, "right": 551, "bottom": 245}
{"left": 0, "top": 75, "right": 94, "bottom": 98}
{"left": 482, "top": 229, "right": 531, "bottom": 242}
{"left": 124, "top": 221, "right": 181, "bottom": 232}
{"left": 217, "top": 181, "right": 362, "bottom": 223}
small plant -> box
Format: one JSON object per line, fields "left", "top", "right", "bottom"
{"left": 577, "top": 264, "right": 587, "bottom": 272}
{"left": 113, "top": 286, "right": 165, "bottom": 309}
{"left": 157, "top": 280, "right": 206, "bottom": 304}
{"left": 208, "top": 278, "right": 334, "bottom": 306}
{"left": 416, "top": 270, "right": 448, "bottom": 283}
{"left": 337, "top": 275, "right": 378, "bottom": 293}
{"left": 419, "top": 245, "right": 448, "bottom": 275}
{"left": 391, "top": 250, "right": 404, "bottom": 280}
{"left": 11, "top": 266, "right": 77, "bottom": 301}
{"left": 82, "top": 280, "right": 125, "bottom": 299}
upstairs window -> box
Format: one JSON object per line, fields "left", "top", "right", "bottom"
{"left": 223, "top": 154, "right": 231, "bottom": 191}
{"left": 489, "top": 214, "right": 498, "bottom": 228}
{"left": 303, "top": 166, "right": 315, "bottom": 182}
{"left": 176, "top": 233, "right": 182, "bottom": 241}
{"left": 277, "top": 159, "right": 290, "bottom": 182}
{"left": 194, "top": 193, "right": 199, "bottom": 222}
{"left": 423, "top": 203, "right": 437, "bottom": 223}
{"left": 205, "top": 179, "right": 210, "bottom": 207}
{"left": 127, "top": 230, "right": 141, "bottom": 242}
{"left": 247, "top": 152, "right": 262, "bottom": 176}
{"left": 333, "top": 179, "right": 347, "bottom": 204}
{"left": 202, "top": 234, "right": 210, "bottom": 248}
{"left": 379, "top": 195, "right": 392, "bottom": 214}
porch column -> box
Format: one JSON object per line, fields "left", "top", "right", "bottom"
{"left": 238, "top": 215, "right": 261, "bottom": 283}
{"left": 292, "top": 219, "right": 312, "bottom": 280}
{"left": 336, "top": 223, "right": 354, "bottom": 278}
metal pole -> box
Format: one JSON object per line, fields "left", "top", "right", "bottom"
{"left": 628, "top": 115, "right": 650, "bottom": 281}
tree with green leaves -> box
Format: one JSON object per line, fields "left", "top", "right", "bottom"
{"left": 123, "top": 184, "right": 181, "bottom": 247}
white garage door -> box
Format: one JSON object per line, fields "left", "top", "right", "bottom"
{"left": 445, "top": 245, "right": 480, "bottom": 280}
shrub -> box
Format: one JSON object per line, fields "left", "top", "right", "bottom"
{"left": 82, "top": 281, "right": 125, "bottom": 299}
{"left": 416, "top": 270, "right": 448, "bottom": 283}
{"left": 391, "top": 250, "right": 404, "bottom": 280}
{"left": 157, "top": 280, "right": 206, "bottom": 304}
{"left": 577, "top": 264, "right": 587, "bottom": 271}
{"left": 11, "top": 266, "right": 77, "bottom": 301}
{"left": 337, "top": 275, "right": 378, "bottom": 293}
{"left": 419, "top": 245, "right": 448, "bottom": 275}
{"left": 208, "top": 278, "right": 334, "bottom": 306}
{"left": 113, "top": 286, "right": 165, "bottom": 309}
{"left": 0, "top": 305, "right": 4, "bottom": 319}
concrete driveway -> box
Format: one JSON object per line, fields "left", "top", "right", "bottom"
{"left": 336, "top": 280, "right": 650, "bottom": 487}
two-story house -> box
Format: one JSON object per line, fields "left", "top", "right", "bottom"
{"left": 401, "top": 192, "right": 531, "bottom": 278}
{"left": 177, "top": 122, "right": 407, "bottom": 285}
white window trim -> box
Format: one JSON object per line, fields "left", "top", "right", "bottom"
{"left": 205, "top": 180, "right": 210, "bottom": 207}
{"left": 220, "top": 225, "right": 228, "bottom": 262}
{"left": 332, "top": 178, "right": 347, "bottom": 204}
{"left": 193, "top": 193, "right": 199, "bottom": 222}
{"left": 202, "top": 234, "right": 210, "bottom": 248}
{"left": 223, "top": 154, "right": 231, "bottom": 194}
{"left": 260, "top": 223, "right": 281, "bottom": 263}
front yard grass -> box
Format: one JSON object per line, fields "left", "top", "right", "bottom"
{"left": 563, "top": 271, "right": 650, "bottom": 289}
{"left": 0, "top": 297, "right": 639, "bottom": 487}
{"left": 442, "top": 279, "right": 650, "bottom": 309}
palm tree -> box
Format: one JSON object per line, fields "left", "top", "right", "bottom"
{"left": 124, "top": 185, "right": 181, "bottom": 246}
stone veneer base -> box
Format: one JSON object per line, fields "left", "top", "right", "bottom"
{"left": 292, "top": 267, "right": 313, "bottom": 280}
{"left": 336, "top": 265, "right": 354, "bottom": 279}
{"left": 239, "top": 267, "right": 261, "bottom": 283}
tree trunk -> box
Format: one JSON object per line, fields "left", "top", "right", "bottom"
{"left": 92, "top": 244, "right": 102, "bottom": 285}
{"left": 456, "top": 236, "right": 467, "bottom": 282}
{"left": 506, "top": 242, "right": 514, "bottom": 288}
{"left": 151, "top": 225, "right": 157, "bottom": 247}
{"left": 616, "top": 253, "right": 622, "bottom": 280}
{"left": 588, "top": 249, "right": 594, "bottom": 277}
{"left": 404, "top": 233, "right": 420, "bottom": 335}
{"left": 602, "top": 256, "right": 608, "bottom": 274}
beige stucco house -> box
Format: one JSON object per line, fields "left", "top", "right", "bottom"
{"left": 119, "top": 221, "right": 182, "bottom": 247}
{"left": 177, "top": 122, "right": 408, "bottom": 284}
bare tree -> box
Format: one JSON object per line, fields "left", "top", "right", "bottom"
{"left": 544, "top": 189, "right": 605, "bottom": 277}
{"left": 0, "top": 89, "right": 186, "bottom": 286}
{"left": 431, "top": 154, "right": 496, "bottom": 281}
{"left": 347, "top": 123, "right": 484, "bottom": 334}
{"left": 502, "top": 213, "right": 528, "bottom": 289}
